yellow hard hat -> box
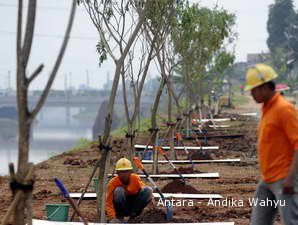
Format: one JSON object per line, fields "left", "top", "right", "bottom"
{"left": 244, "top": 64, "right": 278, "bottom": 91}
{"left": 115, "top": 158, "right": 133, "bottom": 171}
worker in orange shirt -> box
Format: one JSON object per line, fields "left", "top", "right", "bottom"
{"left": 245, "top": 64, "right": 298, "bottom": 225}
{"left": 106, "top": 158, "right": 152, "bottom": 223}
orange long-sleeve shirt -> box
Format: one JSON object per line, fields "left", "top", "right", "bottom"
{"left": 258, "top": 93, "right": 298, "bottom": 183}
{"left": 105, "top": 173, "right": 145, "bottom": 219}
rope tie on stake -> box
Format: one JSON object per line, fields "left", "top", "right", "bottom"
{"left": 98, "top": 135, "right": 112, "bottom": 152}
{"left": 166, "top": 121, "right": 176, "bottom": 127}
{"left": 125, "top": 129, "right": 137, "bottom": 139}
{"left": 148, "top": 127, "right": 159, "bottom": 133}
{"left": 176, "top": 117, "right": 182, "bottom": 122}
{"left": 10, "top": 180, "right": 34, "bottom": 192}
{"left": 183, "top": 112, "right": 189, "bottom": 117}
{"left": 99, "top": 140, "right": 112, "bottom": 152}
{"left": 125, "top": 133, "right": 135, "bottom": 139}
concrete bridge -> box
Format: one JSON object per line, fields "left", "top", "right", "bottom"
{"left": 0, "top": 94, "right": 156, "bottom": 108}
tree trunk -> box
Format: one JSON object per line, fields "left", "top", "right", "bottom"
{"left": 153, "top": 131, "right": 159, "bottom": 174}
{"left": 15, "top": 48, "right": 31, "bottom": 225}
{"left": 96, "top": 62, "right": 122, "bottom": 222}
{"left": 95, "top": 11, "right": 146, "bottom": 220}
{"left": 127, "top": 123, "right": 136, "bottom": 165}
{"left": 185, "top": 67, "right": 191, "bottom": 138}
{"left": 98, "top": 148, "right": 111, "bottom": 221}
{"left": 167, "top": 88, "right": 175, "bottom": 160}
{"left": 151, "top": 77, "right": 166, "bottom": 174}
{"left": 12, "top": 1, "right": 76, "bottom": 224}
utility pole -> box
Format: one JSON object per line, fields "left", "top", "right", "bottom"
{"left": 69, "top": 72, "right": 73, "bottom": 95}
{"left": 8, "top": 70, "right": 11, "bottom": 90}
{"left": 86, "top": 70, "right": 90, "bottom": 87}
{"left": 64, "top": 73, "right": 68, "bottom": 99}
{"left": 64, "top": 73, "right": 68, "bottom": 91}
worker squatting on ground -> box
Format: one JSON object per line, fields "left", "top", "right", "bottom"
{"left": 106, "top": 158, "right": 153, "bottom": 223}
{"left": 245, "top": 64, "right": 298, "bottom": 225}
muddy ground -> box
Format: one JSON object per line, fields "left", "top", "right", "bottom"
{"left": 0, "top": 99, "right": 283, "bottom": 224}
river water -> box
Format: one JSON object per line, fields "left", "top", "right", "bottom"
{"left": 0, "top": 106, "right": 93, "bottom": 175}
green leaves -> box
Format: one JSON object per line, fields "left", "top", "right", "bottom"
{"left": 267, "top": 0, "right": 295, "bottom": 52}
{"left": 172, "top": 2, "right": 235, "bottom": 98}
{"left": 96, "top": 40, "right": 107, "bottom": 67}
{"left": 266, "top": 0, "right": 298, "bottom": 83}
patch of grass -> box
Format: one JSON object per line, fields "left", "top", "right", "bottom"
{"left": 111, "top": 126, "right": 127, "bottom": 138}
{"left": 111, "top": 117, "right": 165, "bottom": 138}
{"left": 68, "top": 138, "right": 96, "bottom": 153}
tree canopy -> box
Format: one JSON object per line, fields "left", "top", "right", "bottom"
{"left": 267, "top": 0, "right": 295, "bottom": 52}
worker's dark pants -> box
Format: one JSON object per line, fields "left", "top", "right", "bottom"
{"left": 113, "top": 186, "right": 152, "bottom": 218}
{"left": 250, "top": 178, "right": 298, "bottom": 225}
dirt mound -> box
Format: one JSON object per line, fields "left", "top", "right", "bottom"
{"left": 130, "top": 207, "right": 166, "bottom": 223}
{"left": 63, "top": 158, "right": 86, "bottom": 167}
{"left": 161, "top": 180, "right": 200, "bottom": 194}
{"left": 161, "top": 167, "right": 202, "bottom": 174}
{"left": 37, "top": 162, "right": 50, "bottom": 170}
{"left": 191, "top": 150, "right": 215, "bottom": 160}
{"left": 86, "top": 159, "right": 97, "bottom": 166}
{"left": 130, "top": 206, "right": 195, "bottom": 223}
{"left": 33, "top": 189, "right": 52, "bottom": 200}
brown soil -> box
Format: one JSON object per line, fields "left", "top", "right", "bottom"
{"left": 160, "top": 167, "right": 202, "bottom": 174}
{"left": 161, "top": 180, "right": 201, "bottom": 194}
{"left": 191, "top": 150, "right": 214, "bottom": 160}
{"left": 0, "top": 102, "right": 283, "bottom": 225}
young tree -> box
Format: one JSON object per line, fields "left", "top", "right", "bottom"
{"left": 4, "top": 1, "right": 76, "bottom": 225}
{"left": 143, "top": 0, "right": 180, "bottom": 170}
{"left": 121, "top": 32, "right": 156, "bottom": 163}
{"left": 79, "top": 0, "right": 150, "bottom": 221}
{"left": 172, "top": 3, "right": 235, "bottom": 115}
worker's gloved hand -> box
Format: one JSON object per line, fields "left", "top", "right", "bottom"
{"left": 109, "top": 218, "right": 122, "bottom": 223}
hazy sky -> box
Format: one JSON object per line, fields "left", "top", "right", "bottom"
{"left": 0, "top": 0, "right": 298, "bottom": 90}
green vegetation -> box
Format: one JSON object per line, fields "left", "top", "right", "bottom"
{"left": 68, "top": 138, "right": 96, "bottom": 153}
{"left": 266, "top": 0, "right": 298, "bottom": 86}
{"left": 111, "top": 117, "right": 165, "bottom": 137}
{"left": 172, "top": 2, "right": 236, "bottom": 106}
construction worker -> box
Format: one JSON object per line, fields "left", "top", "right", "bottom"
{"left": 106, "top": 157, "right": 152, "bottom": 223}
{"left": 245, "top": 64, "right": 298, "bottom": 225}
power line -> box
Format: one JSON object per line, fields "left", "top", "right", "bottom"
{"left": 0, "top": 30, "right": 98, "bottom": 40}
{"left": 0, "top": 3, "right": 82, "bottom": 11}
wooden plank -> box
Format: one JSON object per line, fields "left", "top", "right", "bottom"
{"left": 33, "top": 219, "right": 235, "bottom": 225}
{"left": 240, "top": 112, "right": 258, "bottom": 117}
{"left": 141, "top": 159, "right": 241, "bottom": 164}
{"left": 134, "top": 144, "right": 219, "bottom": 150}
{"left": 200, "top": 125, "right": 231, "bottom": 128}
{"left": 107, "top": 173, "right": 220, "bottom": 178}
{"left": 153, "top": 193, "right": 223, "bottom": 199}
{"left": 69, "top": 193, "right": 223, "bottom": 199}
{"left": 193, "top": 118, "right": 231, "bottom": 122}
{"left": 193, "top": 133, "right": 244, "bottom": 139}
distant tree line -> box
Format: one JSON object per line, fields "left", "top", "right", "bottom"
{"left": 267, "top": 0, "right": 298, "bottom": 86}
